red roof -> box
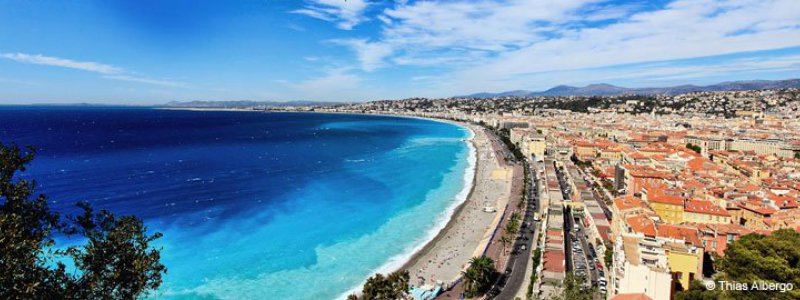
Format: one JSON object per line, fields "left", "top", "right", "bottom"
{"left": 611, "top": 293, "right": 653, "bottom": 300}
{"left": 614, "top": 195, "right": 647, "bottom": 211}
{"left": 656, "top": 223, "right": 702, "bottom": 246}
{"left": 597, "top": 225, "right": 612, "bottom": 242}
{"left": 649, "top": 194, "right": 685, "bottom": 206}
{"left": 737, "top": 201, "right": 778, "bottom": 215}
{"left": 684, "top": 200, "right": 730, "bottom": 217}
{"left": 687, "top": 157, "right": 720, "bottom": 172}
{"left": 770, "top": 195, "right": 800, "bottom": 209}
{"left": 627, "top": 214, "right": 657, "bottom": 237}
{"left": 542, "top": 250, "right": 566, "bottom": 273}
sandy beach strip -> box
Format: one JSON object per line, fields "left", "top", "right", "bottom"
{"left": 401, "top": 123, "right": 513, "bottom": 287}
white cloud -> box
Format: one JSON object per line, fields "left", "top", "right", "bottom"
{"left": 624, "top": 55, "right": 800, "bottom": 82}
{"left": 580, "top": 2, "right": 645, "bottom": 21}
{"left": 0, "top": 77, "right": 38, "bottom": 86}
{"left": 335, "top": 0, "right": 800, "bottom": 94}
{"left": 1, "top": 52, "right": 187, "bottom": 88}
{"left": 103, "top": 75, "right": 186, "bottom": 87}
{"left": 330, "top": 39, "right": 393, "bottom": 71}
{"left": 292, "top": 0, "right": 370, "bottom": 30}
{"left": 292, "top": 8, "right": 335, "bottom": 22}
{"left": 336, "top": 0, "right": 603, "bottom": 70}
{"left": 1, "top": 52, "right": 123, "bottom": 74}
{"left": 286, "top": 67, "right": 364, "bottom": 101}
{"left": 447, "top": 0, "right": 800, "bottom": 90}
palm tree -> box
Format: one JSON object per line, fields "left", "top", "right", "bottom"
{"left": 362, "top": 273, "right": 386, "bottom": 299}
{"left": 358, "top": 270, "right": 409, "bottom": 300}
{"left": 505, "top": 220, "right": 518, "bottom": 236}
{"left": 461, "top": 267, "right": 480, "bottom": 297}
{"left": 462, "top": 256, "right": 497, "bottom": 297}
{"left": 510, "top": 212, "right": 521, "bottom": 223}
{"left": 386, "top": 270, "right": 409, "bottom": 298}
{"left": 500, "top": 235, "right": 512, "bottom": 253}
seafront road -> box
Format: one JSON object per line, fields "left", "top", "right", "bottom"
{"left": 433, "top": 126, "right": 525, "bottom": 299}
{"left": 404, "top": 123, "right": 515, "bottom": 293}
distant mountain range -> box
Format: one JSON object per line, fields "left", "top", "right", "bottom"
{"left": 458, "top": 79, "right": 800, "bottom": 98}
{"left": 162, "top": 100, "right": 344, "bottom": 108}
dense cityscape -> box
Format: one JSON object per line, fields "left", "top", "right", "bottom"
{"left": 270, "top": 87, "right": 800, "bottom": 300}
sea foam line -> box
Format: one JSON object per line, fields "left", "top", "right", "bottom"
{"left": 338, "top": 124, "right": 477, "bottom": 299}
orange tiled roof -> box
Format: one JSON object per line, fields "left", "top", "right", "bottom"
{"left": 614, "top": 195, "right": 647, "bottom": 211}
{"left": 769, "top": 195, "right": 800, "bottom": 209}
{"left": 542, "top": 250, "right": 566, "bottom": 273}
{"left": 737, "top": 201, "right": 778, "bottom": 215}
{"left": 687, "top": 157, "right": 720, "bottom": 172}
{"left": 697, "top": 223, "right": 753, "bottom": 236}
{"left": 684, "top": 199, "right": 730, "bottom": 216}
{"left": 649, "top": 194, "right": 685, "bottom": 206}
{"left": 656, "top": 223, "right": 702, "bottom": 246}
{"left": 610, "top": 293, "right": 653, "bottom": 300}
{"left": 626, "top": 214, "right": 657, "bottom": 237}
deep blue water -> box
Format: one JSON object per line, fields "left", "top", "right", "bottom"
{"left": 0, "top": 107, "right": 472, "bottom": 299}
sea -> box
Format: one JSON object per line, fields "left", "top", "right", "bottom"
{"left": 0, "top": 106, "right": 475, "bottom": 299}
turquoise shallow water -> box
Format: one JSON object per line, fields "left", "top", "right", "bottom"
{"left": 0, "top": 108, "right": 474, "bottom": 299}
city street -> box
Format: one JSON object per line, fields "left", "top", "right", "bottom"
{"left": 491, "top": 161, "right": 541, "bottom": 300}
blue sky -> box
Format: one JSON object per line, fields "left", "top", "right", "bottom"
{"left": 1, "top": 0, "right": 799, "bottom": 104}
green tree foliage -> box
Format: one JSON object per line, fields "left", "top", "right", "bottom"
{"left": 350, "top": 270, "right": 410, "bottom": 300}
{"left": 0, "top": 143, "right": 165, "bottom": 299}
{"left": 505, "top": 212, "right": 522, "bottom": 237}
{"left": 462, "top": 256, "right": 497, "bottom": 297}
{"left": 527, "top": 248, "right": 542, "bottom": 299}
{"left": 563, "top": 272, "right": 597, "bottom": 300}
{"left": 500, "top": 235, "right": 512, "bottom": 253}
{"left": 495, "top": 128, "right": 524, "bottom": 161}
{"left": 674, "top": 229, "right": 800, "bottom": 300}
{"left": 673, "top": 280, "right": 720, "bottom": 300}
{"left": 507, "top": 220, "right": 520, "bottom": 235}
{"left": 686, "top": 143, "right": 702, "bottom": 154}
{"left": 548, "top": 272, "right": 596, "bottom": 300}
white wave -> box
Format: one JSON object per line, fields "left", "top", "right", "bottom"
{"left": 338, "top": 124, "right": 477, "bottom": 299}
